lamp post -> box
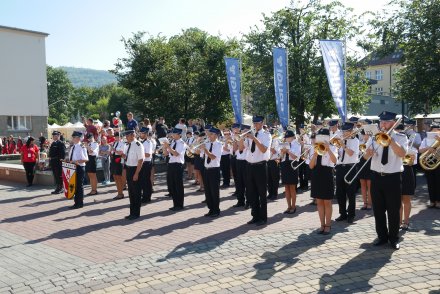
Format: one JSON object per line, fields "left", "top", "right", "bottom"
{"left": 48, "top": 99, "right": 67, "bottom": 107}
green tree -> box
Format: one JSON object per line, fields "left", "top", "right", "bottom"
{"left": 47, "top": 66, "right": 73, "bottom": 124}
{"left": 363, "top": 0, "right": 440, "bottom": 114}
{"left": 243, "top": 0, "right": 369, "bottom": 126}
{"left": 112, "top": 29, "right": 239, "bottom": 124}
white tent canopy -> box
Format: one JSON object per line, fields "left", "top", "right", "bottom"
{"left": 47, "top": 122, "right": 86, "bottom": 139}
{"left": 414, "top": 113, "right": 440, "bottom": 119}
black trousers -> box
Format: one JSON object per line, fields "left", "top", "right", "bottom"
{"left": 74, "top": 166, "right": 85, "bottom": 207}
{"left": 126, "top": 166, "right": 141, "bottom": 217}
{"left": 204, "top": 167, "right": 221, "bottom": 213}
{"left": 371, "top": 172, "right": 402, "bottom": 243}
{"left": 298, "top": 159, "right": 309, "bottom": 188}
{"left": 220, "top": 154, "right": 231, "bottom": 185}
{"left": 23, "top": 162, "right": 36, "bottom": 185}
{"left": 50, "top": 159, "right": 63, "bottom": 190}
{"left": 231, "top": 156, "right": 238, "bottom": 192}
{"left": 236, "top": 160, "right": 247, "bottom": 204}
{"left": 246, "top": 161, "right": 268, "bottom": 222}
{"left": 336, "top": 165, "right": 357, "bottom": 218}
{"left": 267, "top": 160, "right": 280, "bottom": 198}
{"left": 168, "top": 163, "right": 184, "bottom": 208}
{"left": 140, "top": 161, "right": 152, "bottom": 201}
{"left": 425, "top": 168, "right": 440, "bottom": 203}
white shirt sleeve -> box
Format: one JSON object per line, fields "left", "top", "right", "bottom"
{"left": 136, "top": 142, "right": 145, "bottom": 161}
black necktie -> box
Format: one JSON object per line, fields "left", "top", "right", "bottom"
{"left": 172, "top": 141, "right": 176, "bottom": 150}
{"left": 70, "top": 145, "right": 75, "bottom": 161}
{"left": 317, "top": 154, "right": 322, "bottom": 166}
{"left": 207, "top": 143, "right": 213, "bottom": 164}
{"left": 251, "top": 131, "right": 258, "bottom": 153}
{"left": 341, "top": 140, "right": 347, "bottom": 162}
{"left": 381, "top": 146, "right": 389, "bottom": 165}
{"left": 126, "top": 143, "right": 131, "bottom": 161}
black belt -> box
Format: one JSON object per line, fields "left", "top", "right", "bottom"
{"left": 337, "top": 163, "right": 354, "bottom": 167}
{"left": 168, "top": 162, "right": 183, "bottom": 165}
{"left": 372, "top": 171, "right": 401, "bottom": 177}
{"left": 205, "top": 166, "right": 220, "bottom": 170}
{"left": 125, "top": 165, "right": 137, "bottom": 169}
{"left": 247, "top": 161, "right": 266, "bottom": 165}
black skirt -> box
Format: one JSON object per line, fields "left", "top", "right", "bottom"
{"left": 311, "top": 162, "right": 334, "bottom": 200}
{"left": 402, "top": 165, "right": 415, "bottom": 195}
{"left": 194, "top": 155, "right": 204, "bottom": 171}
{"left": 184, "top": 153, "right": 194, "bottom": 164}
{"left": 358, "top": 157, "right": 372, "bottom": 180}
{"left": 85, "top": 155, "right": 97, "bottom": 173}
{"left": 110, "top": 155, "right": 123, "bottom": 176}
{"left": 281, "top": 160, "right": 298, "bottom": 185}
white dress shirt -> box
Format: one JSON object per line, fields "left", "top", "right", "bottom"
{"left": 123, "top": 140, "right": 145, "bottom": 167}
{"left": 168, "top": 139, "right": 186, "bottom": 164}
{"left": 141, "top": 139, "right": 153, "bottom": 162}
{"left": 304, "top": 143, "right": 313, "bottom": 164}
{"left": 245, "top": 130, "right": 272, "bottom": 163}
{"left": 337, "top": 137, "right": 360, "bottom": 165}
{"left": 316, "top": 145, "right": 338, "bottom": 168}
{"left": 68, "top": 143, "right": 89, "bottom": 167}
{"left": 221, "top": 142, "right": 232, "bottom": 155}
{"left": 270, "top": 138, "right": 281, "bottom": 161}
{"left": 281, "top": 141, "right": 301, "bottom": 162}
{"left": 370, "top": 132, "right": 408, "bottom": 173}
{"left": 87, "top": 141, "right": 99, "bottom": 157}
{"left": 236, "top": 141, "right": 247, "bottom": 160}
{"left": 112, "top": 141, "right": 124, "bottom": 154}
{"left": 204, "top": 140, "right": 222, "bottom": 168}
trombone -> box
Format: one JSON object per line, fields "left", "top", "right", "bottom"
{"left": 344, "top": 117, "right": 402, "bottom": 185}
{"left": 292, "top": 145, "right": 312, "bottom": 170}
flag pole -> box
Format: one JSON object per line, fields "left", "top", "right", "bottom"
{"left": 344, "top": 38, "right": 348, "bottom": 122}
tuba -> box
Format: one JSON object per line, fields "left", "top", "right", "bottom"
{"left": 419, "top": 139, "right": 440, "bottom": 170}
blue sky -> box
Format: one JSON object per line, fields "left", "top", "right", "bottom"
{"left": 1, "top": 0, "right": 389, "bottom": 70}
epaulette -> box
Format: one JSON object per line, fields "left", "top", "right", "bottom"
{"left": 126, "top": 142, "right": 130, "bottom": 145}
{"left": 80, "top": 143, "right": 85, "bottom": 148}
{"left": 395, "top": 132, "right": 406, "bottom": 137}
{"left": 136, "top": 141, "right": 141, "bottom": 146}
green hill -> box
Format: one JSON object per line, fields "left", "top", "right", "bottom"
{"left": 59, "top": 66, "right": 117, "bottom": 88}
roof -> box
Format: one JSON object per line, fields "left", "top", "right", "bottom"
{"left": 0, "top": 25, "right": 49, "bottom": 37}
{"left": 363, "top": 50, "right": 403, "bottom": 66}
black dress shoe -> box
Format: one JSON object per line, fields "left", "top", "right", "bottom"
{"left": 256, "top": 220, "right": 267, "bottom": 226}
{"left": 204, "top": 211, "right": 213, "bottom": 217}
{"left": 244, "top": 204, "right": 250, "bottom": 210}
{"left": 69, "top": 204, "right": 83, "bottom": 209}
{"left": 373, "top": 239, "right": 388, "bottom": 246}
{"left": 347, "top": 217, "right": 354, "bottom": 223}
{"left": 201, "top": 200, "right": 207, "bottom": 203}
{"left": 232, "top": 203, "right": 245, "bottom": 208}
{"left": 247, "top": 219, "right": 258, "bottom": 225}
{"left": 124, "top": 215, "right": 132, "bottom": 219}
{"left": 173, "top": 206, "right": 184, "bottom": 211}
{"left": 335, "top": 215, "right": 347, "bottom": 222}
{"left": 209, "top": 212, "right": 220, "bottom": 217}
{"left": 127, "top": 215, "right": 139, "bottom": 220}
{"left": 390, "top": 242, "right": 400, "bottom": 250}
{"left": 169, "top": 207, "right": 176, "bottom": 211}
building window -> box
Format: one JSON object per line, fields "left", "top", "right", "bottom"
{"left": 375, "top": 87, "right": 383, "bottom": 95}
{"left": 7, "top": 116, "right": 32, "bottom": 130}
{"left": 365, "top": 71, "right": 371, "bottom": 79}
{"left": 375, "top": 69, "right": 383, "bottom": 80}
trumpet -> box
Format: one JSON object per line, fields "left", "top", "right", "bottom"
{"left": 344, "top": 117, "right": 402, "bottom": 185}
{"left": 313, "top": 142, "right": 328, "bottom": 156}
{"left": 185, "top": 137, "right": 207, "bottom": 158}
{"left": 403, "top": 134, "right": 417, "bottom": 166}
{"left": 329, "top": 129, "right": 362, "bottom": 149}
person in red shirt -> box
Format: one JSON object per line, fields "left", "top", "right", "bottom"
{"left": 21, "top": 137, "right": 39, "bottom": 187}
{"left": 106, "top": 128, "right": 116, "bottom": 144}
{"left": 8, "top": 136, "right": 17, "bottom": 154}
{"left": 82, "top": 117, "right": 98, "bottom": 143}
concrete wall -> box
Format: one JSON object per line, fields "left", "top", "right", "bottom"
{"left": 0, "top": 27, "right": 48, "bottom": 117}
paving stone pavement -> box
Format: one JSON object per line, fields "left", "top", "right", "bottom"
{"left": 0, "top": 172, "right": 439, "bottom": 294}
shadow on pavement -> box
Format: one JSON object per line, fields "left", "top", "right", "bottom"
{"left": 318, "top": 241, "right": 399, "bottom": 293}
{"left": 252, "top": 226, "right": 349, "bottom": 280}
{"left": 156, "top": 213, "right": 285, "bottom": 262}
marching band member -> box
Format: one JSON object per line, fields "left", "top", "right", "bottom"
{"left": 149, "top": 130, "right": 157, "bottom": 190}
{"left": 193, "top": 132, "right": 205, "bottom": 192}
{"left": 230, "top": 123, "right": 241, "bottom": 197}
{"left": 405, "top": 119, "right": 421, "bottom": 185}
{"left": 49, "top": 131, "right": 66, "bottom": 194}
{"left": 280, "top": 130, "right": 301, "bottom": 213}
{"left": 396, "top": 124, "right": 417, "bottom": 230}
{"left": 220, "top": 129, "right": 232, "bottom": 188}
{"left": 267, "top": 129, "right": 281, "bottom": 201}
{"left": 67, "top": 131, "right": 89, "bottom": 209}
{"left": 201, "top": 127, "right": 223, "bottom": 217}
{"left": 111, "top": 132, "right": 125, "bottom": 199}
{"left": 234, "top": 124, "right": 250, "bottom": 208}
{"left": 139, "top": 127, "right": 153, "bottom": 203}
{"left": 163, "top": 128, "right": 187, "bottom": 211}
{"left": 365, "top": 111, "right": 408, "bottom": 250}
{"left": 85, "top": 133, "right": 99, "bottom": 196}
{"left": 243, "top": 115, "right": 272, "bottom": 226}
{"left": 335, "top": 122, "right": 360, "bottom": 224}
{"left": 121, "top": 130, "right": 144, "bottom": 220}
{"left": 298, "top": 124, "right": 311, "bottom": 190}
{"left": 185, "top": 130, "right": 195, "bottom": 181}
{"left": 309, "top": 128, "right": 337, "bottom": 235}
{"left": 305, "top": 133, "right": 316, "bottom": 205}
{"left": 358, "top": 119, "right": 373, "bottom": 210}
{"left": 328, "top": 119, "right": 340, "bottom": 137}
{"left": 419, "top": 122, "right": 440, "bottom": 208}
